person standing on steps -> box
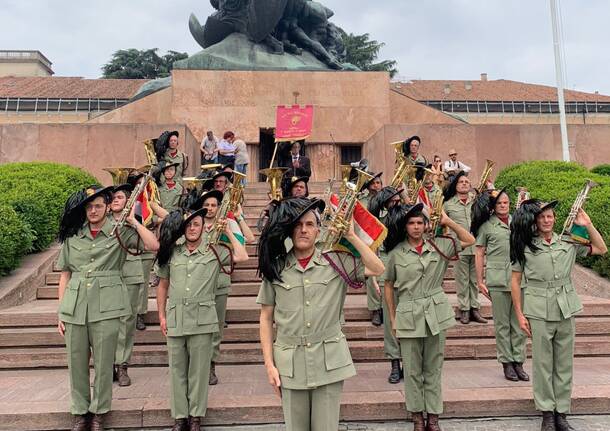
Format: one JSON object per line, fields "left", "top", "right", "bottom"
{"left": 384, "top": 203, "right": 475, "bottom": 431}
{"left": 510, "top": 199, "right": 606, "bottom": 431}
{"left": 56, "top": 185, "right": 159, "bottom": 431}
{"left": 472, "top": 189, "right": 529, "bottom": 383}
{"left": 443, "top": 171, "right": 487, "bottom": 325}
{"left": 156, "top": 208, "right": 248, "bottom": 431}
{"left": 257, "top": 197, "right": 384, "bottom": 431}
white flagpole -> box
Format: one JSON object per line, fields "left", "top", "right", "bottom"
{"left": 550, "top": 0, "right": 570, "bottom": 161}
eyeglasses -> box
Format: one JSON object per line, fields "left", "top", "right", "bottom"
{"left": 449, "top": 153, "right": 457, "bottom": 156}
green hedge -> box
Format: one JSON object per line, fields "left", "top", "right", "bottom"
{"left": 0, "top": 162, "right": 98, "bottom": 274}
{"left": 0, "top": 204, "right": 35, "bottom": 276}
{"left": 496, "top": 161, "right": 610, "bottom": 279}
{"left": 591, "top": 164, "right": 610, "bottom": 177}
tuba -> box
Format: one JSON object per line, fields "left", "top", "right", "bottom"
{"left": 427, "top": 187, "right": 445, "bottom": 239}
{"left": 476, "top": 159, "right": 495, "bottom": 193}
{"left": 103, "top": 167, "right": 134, "bottom": 186}
{"left": 389, "top": 140, "right": 417, "bottom": 189}
{"left": 320, "top": 169, "right": 373, "bottom": 253}
{"left": 229, "top": 171, "right": 246, "bottom": 211}
{"left": 260, "top": 167, "right": 289, "bottom": 201}
{"left": 559, "top": 179, "right": 598, "bottom": 244}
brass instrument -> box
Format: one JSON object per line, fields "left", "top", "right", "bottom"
{"left": 320, "top": 169, "right": 373, "bottom": 253}
{"left": 477, "top": 159, "right": 495, "bottom": 193}
{"left": 390, "top": 140, "right": 417, "bottom": 189}
{"left": 515, "top": 187, "right": 531, "bottom": 209}
{"left": 260, "top": 167, "right": 289, "bottom": 201}
{"left": 103, "top": 167, "right": 134, "bottom": 186}
{"left": 182, "top": 177, "right": 205, "bottom": 193}
{"left": 339, "top": 165, "right": 352, "bottom": 195}
{"left": 206, "top": 187, "right": 232, "bottom": 250}
{"left": 110, "top": 140, "right": 159, "bottom": 236}
{"left": 405, "top": 166, "right": 435, "bottom": 204}
{"left": 559, "top": 179, "right": 598, "bottom": 244}
{"left": 229, "top": 171, "right": 247, "bottom": 211}
{"left": 200, "top": 163, "right": 222, "bottom": 172}
{"left": 427, "top": 187, "right": 445, "bottom": 239}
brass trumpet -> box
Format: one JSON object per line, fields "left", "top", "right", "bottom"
{"left": 477, "top": 159, "right": 495, "bottom": 193}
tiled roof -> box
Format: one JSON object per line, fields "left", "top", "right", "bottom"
{"left": 392, "top": 79, "right": 610, "bottom": 102}
{"left": 0, "top": 76, "right": 148, "bottom": 99}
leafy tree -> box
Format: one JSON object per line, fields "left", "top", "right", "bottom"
{"left": 339, "top": 29, "right": 398, "bottom": 77}
{"left": 102, "top": 49, "right": 188, "bottom": 79}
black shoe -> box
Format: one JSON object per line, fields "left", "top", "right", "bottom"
{"left": 541, "top": 411, "right": 557, "bottom": 431}
{"left": 209, "top": 362, "right": 218, "bottom": 386}
{"left": 136, "top": 314, "right": 146, "bottom": 331}
{"left": 171, "top": 418, "right": 188, "bottom": 431}
{"left": 112, "top": 365, "right": 118, "bottom": 382}
{"left": 503, "top": 363, "right": 519, "bottom": 382}
{"left": 554, "top": 412, "right": 575, "bottom": 431}
{"left": 513, "top": 362, "right": 530, "bottom": 381}
{"left": 459, "top": 310, "right": 470, "bottom": 324}
{"left": 371, "top": 309, "right": 382, "bottom": 326}
{"left": 470, "top": 308, "right": 488, "bottom": 324}
{"left": 117, "top": 363, "right": 131, "bottom": 387}
{"left": 388, "top": 359, "right": 401, "bottom": 384}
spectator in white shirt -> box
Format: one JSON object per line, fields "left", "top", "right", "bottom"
{"left": 233, "top": 137, "right": 249, "bottom": 185}
{"left": 218, "top": 131, "right": 237, "bottom": 166}
{"left": 444, "top": 149, "right": 471, "bottom": 182}
{"left": 200, "top": 131, "right": 218, "bottom": 165}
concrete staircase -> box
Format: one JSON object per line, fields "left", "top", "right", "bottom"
{"left": 2, "top": 182, "right": 610, "bottom": 430}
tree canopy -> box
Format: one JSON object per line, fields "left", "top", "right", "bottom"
{"left": 101, "top": 49, "right": 188, "bottom": 79}
{"left": 339, "top": 30, "right": 398, "bottom": 78}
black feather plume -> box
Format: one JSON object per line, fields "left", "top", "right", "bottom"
{"left": 383, "top": 204, "right": 408, "bottom": 252}
{"left": 510, "top": 200, "right": 541, "bottom": 265}
{"left": 154, "top": 131, "right": 171, "bottom": 162}
{"left": 369, "top": 186, "right": 398, "bottom": 219}
{"left": 181, "top": 189, "right": 202, "bottom": 212}
{"left": 58, "top": 189, "right": 87, "bottom": 243}
{"left": 157, "top": 210, "right": 185, "bottom": 266}
{"left": 470, "top": 191, "right": 492, "bottom": 237}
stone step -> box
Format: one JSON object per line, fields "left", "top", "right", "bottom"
{"left": 5, "top": 294, "right": 610, "bottom": 328}
{"left": 3, "top": 335, "right": 610, "bottom": 369}
{"left": 3, "top": 316, "right": 609, "bottom": 349}
{"left": 2, "top": 359, "right": 610, "bottom": 431}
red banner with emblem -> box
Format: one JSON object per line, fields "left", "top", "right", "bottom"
{"left": 275, "top": 105, "right": 314, "bottom": 142}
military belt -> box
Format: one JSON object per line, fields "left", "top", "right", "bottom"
{"left": 526, "top": 278, "right": 571, "bottom": 289}
{"left": 276, "top": 323, "right": 343, "bottom": 346}
{"left": 71, "top": 270, "right": 121, "bottom": 279}
{"left": 168, "top": 296, "right": 215, "bottom": 306}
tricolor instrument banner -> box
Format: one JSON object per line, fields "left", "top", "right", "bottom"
{"left": 275, "top": 105, "right": 314, "bottom": 142}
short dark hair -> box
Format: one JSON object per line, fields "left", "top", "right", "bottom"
{"left": 223, "top": 131, "right": 235, "bottom": 140}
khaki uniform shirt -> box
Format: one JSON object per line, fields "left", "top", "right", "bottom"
{"left": 385, "top": 238, "right": 460, "bottom": 338}
{"left": 512, "top": 233, "right": 590, "bottom": 322}
{"left": 407, "top": 154, "right": 427, "bottom": 165}
{"left": 476, "top": 215, "right": 512, "bottom": 291}
{"left": 159, "top": 183, "right": 184, "bottom": 213}
{"left": 107, "top": 216, "right": 145, "bottom": 285}
{"left": 257, "top": 249, "right": 365, "bottom": 390}
{"left": 156, "top": 241, "right": 230, "bottom": 337}
{"left": 57, "top": 220, "right": 142, "bottom": 324}
{"left": 444, "top": 195, "right": 474, "bottom": 255}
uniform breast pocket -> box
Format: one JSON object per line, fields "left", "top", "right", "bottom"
{"left": 59, "top": 281, "right": 80, "bottom": 316}
{"left": 273, "top": 343, "right": 296, "bottom": 378}
{"left": 395, "top": 302, "right": 415, "bottom": 330}
{"left": 485, "top": 262, "right": 509, "bottom": 287}
{"left": 323, "top": 335, "right": 352, "bottom": 371}
{"left": 273, "top": 282, "right": 301, "bottom": 311}
{"left": 396, "top": 262, "right": 421, "bottom": 283}
{"left": 98, "top": 276, "right": 125, "bottom": 313}
{"left": 166, "top": 304, "right": 177, "bottom": 328}
{"left": 563, "top": 284, "right": 583, "bottom": 316}
{"left": 523, "top": 287, "right": 547, "bottom": 319}
{"left": 432, "top": 291, "right": 455, "bottom": 324}
{"left": 197, "top": 301, "right": 218, "bottom": 326}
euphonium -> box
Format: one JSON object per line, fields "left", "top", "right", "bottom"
{"left": 260, "top": 167, "right": 288, "bottom": 201}
{"left": 229, "top": 171, "right": 246, "bottom": 211}
{"left": 206, "top": 186, "right": 233, "bottom": 250}
{"left": 182, "top": 177, "right": 205, "bottom": 193}
{"left": 515, "top": 187, "right": 531, "bottom": 209}
{"left": 320, "top": 169, "right": 373, "bottom": 253}
{"left": 103, "top": 167, "right": 134, "bottom": 186}
{"left": 559, "top": 179, "right": 598, "bottom": 244}
{"left": 339, "top": 165, "right": 352, "bottom": 195}
{"left": 427, "top": 187, "right": 445, "bottom": 239}
{"left": 390, "top": 140, "right": 417, "bottom": 189}
{"left": 476, "top": 159, "right": 495, "bottom": 193}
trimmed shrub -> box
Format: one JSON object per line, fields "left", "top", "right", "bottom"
{"left": 0, "top": 204, "right": 35, "bottom": 276}
{"left": 591, "top": 164, "right": 610, "bottom": 177}
{"left": 0, "top": 162, "right": 98, "bottom": 274}
{"left": 496, "top": 161, "right": 610, "bottom": 279}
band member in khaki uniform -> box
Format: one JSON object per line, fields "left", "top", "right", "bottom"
{"left": 358, "top": 171, "right": 384, "bottom": 326}
{"left": 257, "top": 198, "right": 384, "bottom": 431}
{"left": 108, "top": 183, "right": 146, "bottom": 386}
{"left": 156, "top": 208, "right": 248, "bottom": 431}
{"left": 282, "top": 175, "right": 310, "bottom": 198}
{"left": 510, "top": 199, "right": 606, "bottom": 431}
{"left": 156, "top": 130, "right": 188, "bottom": 183}
{"left": 403, "top": 136, "right": 427, "bottom": 166}
{"left": 443, "top": 171, "right": 487, "bottom": 324}
{"left": 369, "top": 186, "right": 404, "bottom": 384}
{"left": 157, "top": 161, "right": 184, "bottom": 212}
{"left": 57, "top": 185, "right": 159, "bottom": 431}
{"left": 472, "top": 189, "right": 529, "bottom": 382}
{"left": 384, "top": 203, "right": 475, "bottom": 431}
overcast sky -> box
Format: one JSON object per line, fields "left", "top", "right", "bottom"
{"left": 3, "top": 0, "right": 609, "bottom": 94}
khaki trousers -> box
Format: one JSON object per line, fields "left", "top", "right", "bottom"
{"left": 366, "top": 277, "right": 381, "bottom": 311}
{"left": 490, "top": 290, "right": 527, "bottom": 364}
{"left": 281, "top": 380, "right": 344, "bottom": 431}
{"left": 399, "top": 327, "right": 447, "bottom": 414}
{"left": 530, "top": 317, "right": 575, "bottom": 413}
{"left": 115, "top": 282, "right": 140, "bottom": 364}
{"left": 137, "top": 256, "right": 155, "bottom": 314}
{"left": 212, "top": 293, "right": 228, "bottom": 362}
{"left": 65, "top": 318, "right": 120, "bottom": 415}
{"left": 382, "top": 287, "right": 401, "bottom": 359}
{"left": 167, "top": 333, "right": 214, "bottom": 418}
{"left": 455, "top": 254, "right": 479, "bottom": 311}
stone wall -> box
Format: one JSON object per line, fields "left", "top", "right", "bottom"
{"left": 0, "top": 123, "right": 199, "bottom": 184}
